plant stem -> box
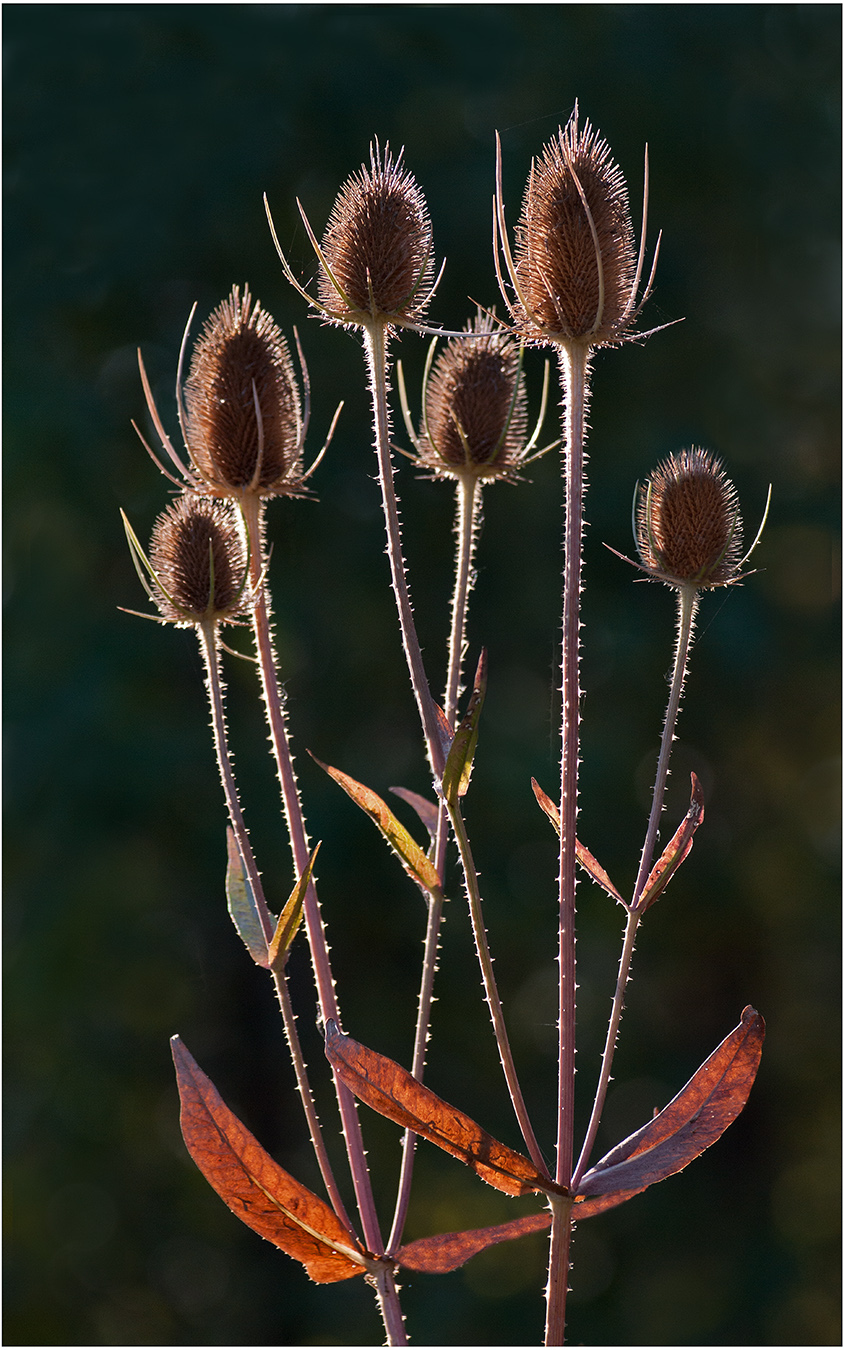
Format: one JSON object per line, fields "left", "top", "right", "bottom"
{"left": 444, "top": 475, "right": 481, "bottom": 726}
{"left": 363, "top": 321, "right": 444, "bottom": 781}
{"left": 632, "top": 583, "right": 699, "bottom": 906}
{"left": 572, "top": 584, "right": 699, "bottom": 1190}
{"left": 546, "top": 340, "right": 591, "bottom": 1345}
{"left": 237, "top": 499, "right": 406, "bottom": 1340}
{"left": 448, "top": 800, "right": 547, "bottom": 1176}
{"left": 196, "top": 621, "right": 359, "bottom": 1241}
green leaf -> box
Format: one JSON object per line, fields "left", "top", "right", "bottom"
{"left": 268, "top": 844, "right": 319, "bottom": 973}
{"left": 310, "top": 755, "right": 442, "bottom": 899}
{"left": 226, "top": 829, "right": 276, "bottom": 968}
{"left": 441, "top": 650, "right": 487, "bottom": 806}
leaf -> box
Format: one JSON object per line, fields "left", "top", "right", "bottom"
{"left": 396, "top": 1212, "right": 551, "bottom": 1273}
{"left": 574, "top": 1006, "right": 765, "bottom": 1218}
{"left": 441, "top": 650, "right": 487, "bottom": 805}
{"left": 226, "top": 828, "right": 275, "bottom": 968}
{"left": 531, "top": 779, "right": 625, "bottom": 905}
{"left": 325, "top": 1021, "right": 561, "bottom": 1199}
{"left": 171, "top": 1036, "right": 367, "bottom": 1283}
{"left": 268, "top": 844, "right": 319, "bottom": 973}
{"left": 635, "top": 772, "right": 705, "bottom": 912}
{"left": 311, "top": 756, "right": 442, "bottom": 898}
{"left": 390, "top": 786, "right": 439, "bottom": 844}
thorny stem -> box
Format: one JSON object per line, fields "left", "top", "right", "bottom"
{"left": 572, "top": 584, "right": 699, "bottom": 1190}
{"left": 632, "top": 583, "right": 700, "bottom": 906}
{"left": 237, "top": 497, "right": 408, "bottom": 1344}
{"left": 197, "top": 621, "right": 356, "bottom": 1231}
{"left": 363, "top": 322, "right": 445, "bottom": 782}
{"left": 363, "top": 319, "right": 453, "bottom": 1257}
{"left": 448, "top": 801, "right": 547, "bottom": 1176}
{"left": 444, "top": 476, "right": 481, "bottom": 726}
{"left": 546, "top": 340, "right": 590, "bottom": 1346}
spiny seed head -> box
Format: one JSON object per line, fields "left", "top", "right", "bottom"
{"left": 318, "top": 143, "right": 435, "bottom": 327}
{"left": 513, "top": 110, "right": 638, "bottom": 347}
{"left": 184, "top": 285, "right": 303, "bottom": 498}
{"left": 636, "top": 449, "right": 744, "bottom": 589}
{"left": 149, "top": 495, "right": 248, "bottom": 624}
{"left": 418, "top": 314, "right": 529, "bottom": 482}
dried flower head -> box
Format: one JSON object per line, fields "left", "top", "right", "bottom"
{"left": 316, "top": 143, "right": 435, "bottom": 327}
{"left": 498, "top": 108, "right": 657, "bottom": 349}
{"left": 414, "top": 314, "right": 530, "bottom": 482}
{"left": 147, "top": 495, "right": 249, "bottom": 625}
{"left": 184, "top": 286, "right": 304, "bottom": 498}
{"left": 636, "top": 449, "right": 744, "bottom": 590}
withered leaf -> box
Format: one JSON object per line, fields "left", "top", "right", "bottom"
{"left": 171, "top": 1036, "right": 367, "bottom": 1282}
{"left": 574, "top": 1006, "right": 765, "bottom": 1217}
{"left": 311, "top": 755, "right": 442, "bottom": 898}
{"left": 325, "top": 1021, "right": 560, "bottom": 1199}
{"left": 531, "top": 778, "right": 625, "bottom": 904}
{"left": 634, "top": 771, "right": 705, "bottom": 912}
{"left": 397, "top": 1212, "right": 551, "bottom": 1273}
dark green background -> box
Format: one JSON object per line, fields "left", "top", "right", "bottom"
{"left": 5, "top": 4, "right": 840, "bottom": 1345}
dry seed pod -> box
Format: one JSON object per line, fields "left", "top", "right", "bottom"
{"left": 418, "top": 315, "right": 529, "bottom": 482}
{"left": 636, "top": 449, "right": 744, "bottom": 589}
{"left": 184, "top": 286, "right": 304, "bottom": 498}
{"left": 318, "top": 143, "right": 435, "bottom": 327}
{"left": 148, "top": 495, "right": 249, "bottom": 625}
{"left": 513, "top": 110, "right": 639, "bottom": 346}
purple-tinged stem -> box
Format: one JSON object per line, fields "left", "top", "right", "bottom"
{"left": 546, "top": 339, "right": 591, "bottom": 1346}
{"left": 197, "top": 620, "right": 355, "bottom": 1232}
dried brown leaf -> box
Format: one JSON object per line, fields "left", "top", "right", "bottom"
{"left": 635, "top": 771, "right": 705, "bottom": 911}
{"left": 171, "top": 1036, "right": 367, "bottom": 1282}
{"left": 574, "top": 1006, "right": 765, "bottom": 1217}
{"left": 397, "top": 1212, "right": 551, "bottom": 1273}
{"left": 531, "top": 778, "right": 625, "bottom": 904}
{"left": 325, "top": 1022, "right": 560, "bottom": 1199}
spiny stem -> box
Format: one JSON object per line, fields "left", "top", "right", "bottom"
{"left": 571, "top": 908, "right": 640, "bottom": 1190}
{"left": 271, "top": 970, "right": 357, "bottom": 1233}
{"left": 448, "top": 800, "right": 547, "bottom": 1176}
{"left": 632, "top": 583, "right": 699, "bottom": 905}
{"left": 197, "top": 620, "right": 355, "bottom": 1234}
{"left": 444, "top": 475, "right": 481, "bottom": 726}
{"left": 237, "top": 497, "right": 392, "bottom": 1274}
{"left": 572, "top": 584, "right": 699, "bottom": 1190}
{"left": 547, "top": 339, "right": 591, "bottom": 1346}
{"left": 363, "top": 321, "right": 444, "bottom": 781}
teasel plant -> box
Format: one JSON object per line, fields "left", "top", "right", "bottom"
{"left": 123, "top": 111, "right": 769, "bottom": 1348}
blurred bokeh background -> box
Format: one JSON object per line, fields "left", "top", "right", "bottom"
{"left": 5, "top": 5, "right": 840, "bottom": 1345}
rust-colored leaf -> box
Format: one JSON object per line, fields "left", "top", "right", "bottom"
{"left": 171, "top": 1036, "right": 367, "bottom": 1283}
{"left": 396, "top": 1212, "right": 552, "bottom": 1273}
{"left": 325, "top": 1021, "right": 560, "bottom": 1199}
{"left": 531, "top": 778, "right": 625, "bottom": 904}
{"left": 441, "top": 650, "right": 487, "bottom": 805}
{"left": 574, "top": 1006, "right": 765, "bottom": 1217}
{"left": 268, "top": 844, "right": 319, "bottom": 973}
{"left": 635, "top": 771, "right": 705, "bottom": 913}
{"left": 311, "top": 755, "right": 442, "bottom": 898}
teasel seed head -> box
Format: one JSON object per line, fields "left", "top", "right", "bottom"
{"left": 497, "top": 107, "right": 659, "bottom": 350}
{"left": 418, "top": 314, "right": 531, "bottom": 481}
{"left": 316, "top": 142, "right": 436, "bottom": 328}
{"left": 148, "top": 495, "right": 250, "bottom": 625}
{"left": 636, "top": 449, "right": 745, "bottom": 590}
{"left": 184, "top": 285, "right": 305, "bottom": 499}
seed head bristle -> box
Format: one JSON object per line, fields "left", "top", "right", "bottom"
{"left": 637, "top": 448, "right": 744, "bottom": 589}
{"left": 149, "top": 495, "right": 248, "bottom": 624}
{"left": 318, "top": 143, "right": 435, "bottom": 326}
{"left": 185, "top": 285, "right": 303, "bottom": 498}
{"left": 513, "top": 110, "right": 638, "bottom": 346}
{"left": 418, "top": 314, "right": 529, "bottom": 482}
